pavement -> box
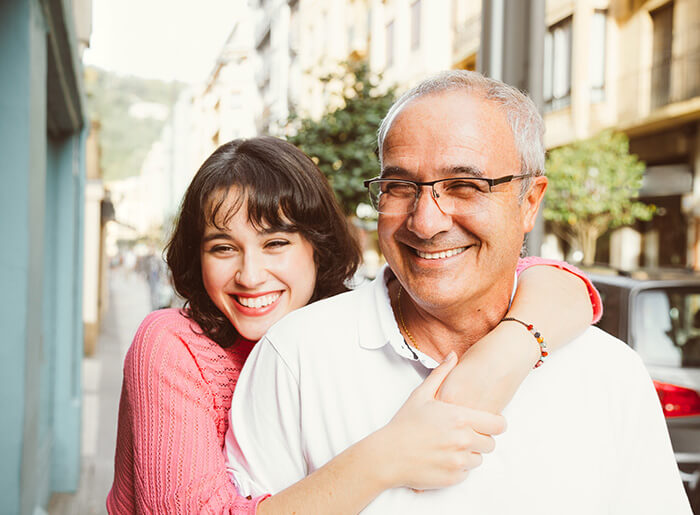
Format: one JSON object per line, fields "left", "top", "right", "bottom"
{"left": 48, "top": 267, "right": 152, "bottom": 515}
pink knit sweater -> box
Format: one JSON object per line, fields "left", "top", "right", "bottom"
{"left": 106, "top": 309, "right": 268, "bottom": 514}
{"left": 107, "top": 258, "right": 600, "bottom": 514}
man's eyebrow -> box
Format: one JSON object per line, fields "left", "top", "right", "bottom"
{"left": 380, "top": 166, "right": 411, "bottom": 179}
{"left": 381, "top": 165, "right": 487, "bottom": 179}
{"left": 444, "top": 165, "right": 485, "bottom": 177}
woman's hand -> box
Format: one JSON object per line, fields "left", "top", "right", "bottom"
{"left": 257, "top": 354, "right": 506, "bottom": 514}
{"left": 371, "top": 352, "right": 506, "bottom": 491}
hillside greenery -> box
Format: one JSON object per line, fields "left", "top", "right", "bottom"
{"left": 84, "top": 66, "right": 183, "bottom": 181}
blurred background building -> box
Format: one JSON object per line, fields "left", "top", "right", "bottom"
{"left": 129, "top": 0, "right": 698, "bottom": 273}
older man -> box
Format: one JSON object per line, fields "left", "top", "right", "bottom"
{"left": 225, "top": 71, "right": 689, "bottom": 513}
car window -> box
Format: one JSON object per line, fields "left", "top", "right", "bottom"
{"left": 633, "top": 288, "right": 700, "bottom": 367}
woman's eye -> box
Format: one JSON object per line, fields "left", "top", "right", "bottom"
{"left": 266, "top": 240, "right": 290, "bottom": 249}
{"left": 211, "top": 244, "right": 235, "bottom": 253}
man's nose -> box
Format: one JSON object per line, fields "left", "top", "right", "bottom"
{"left": 235, "top": 255, "right": 266, "bottom": 288}
{"left": 406, "top": 186, "right": 453, "bottom": 239}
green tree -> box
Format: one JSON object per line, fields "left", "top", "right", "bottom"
{"left": 288, "top": 61, "right": 396, "bottom": 215}
{"left": 544, "top": 130, "right": 655, "bottom": 266}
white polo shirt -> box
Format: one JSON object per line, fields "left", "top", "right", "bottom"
{"left": 225, "top": 266, "right": 691, "bottom": 514}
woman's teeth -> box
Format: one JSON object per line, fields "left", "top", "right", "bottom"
{"left": 236, "top": 292, "right": 281, "bottom": 308}
{"left": 416, "top": 247, "right": 467, "bottom": 260}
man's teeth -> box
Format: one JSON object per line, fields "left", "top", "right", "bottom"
{"left": 237, "top": 293, "right": 281, "bottom": 308}
{"left": 416, "top": 247, "right": 467, "bottom": 260}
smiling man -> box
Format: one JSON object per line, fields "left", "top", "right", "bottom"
{"left": 225, "top": 71, "right": 690, "bottom": 513}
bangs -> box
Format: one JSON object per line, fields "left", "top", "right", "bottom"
{"left": 200, "top": 151, "right": 314, "bottom": 235}
{"left": 202, "top": 186, "right": 300, "bottom": 234}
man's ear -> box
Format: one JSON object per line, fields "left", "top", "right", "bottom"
{"left": 521, "top": 175, "right": 548, "bottom": 232}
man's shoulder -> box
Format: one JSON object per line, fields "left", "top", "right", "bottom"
{"left": 265, "top": 280, "right": 376, "bottom": 345}
{"left": 556, "top": 326, "right": 647, "bottom": 381}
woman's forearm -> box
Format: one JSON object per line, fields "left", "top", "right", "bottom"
{"left": 256, "top": 430, "right": 391, "bottom": 515}
{"left": 505, "top": 264, "right": 593, "bottom": 353}
{"left": 436, "top": 264, "right": 593, "bottom": 413}
{"left": 256, "top": 354, "right": 505, "bottom": 514}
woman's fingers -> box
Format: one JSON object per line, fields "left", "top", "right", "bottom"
{"left": 455, "top": 406, "right": 507, "bottom": 436}
{"left": 411, "top": 351, "right": 458, "bottom": 401}
{"left": 458, "top": 432, "right": 496, "bottom": 455}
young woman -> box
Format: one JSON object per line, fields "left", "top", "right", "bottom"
{"left": 107, "top": 137, "right": 600, "bottom": 514}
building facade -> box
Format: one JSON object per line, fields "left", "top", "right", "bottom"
{"left": 178, "top": 0, "right": 699, "bottom": 271}
{"left": 0, "top": 0, "right": 92, "bottom": 513}
{"left": 533, "top": 0, "right": 700, "bottom": 269}
{"left": 356, "top": 0, "right": 700, "bottom": 270}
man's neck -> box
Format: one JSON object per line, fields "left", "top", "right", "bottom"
{"left": 390, "top": 278, "right": 513, "bottom": 360}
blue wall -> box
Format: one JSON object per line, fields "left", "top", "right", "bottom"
{"left": 0, "top": 0, "right": 86, "bottom": 513}
{"left": 0, "top": 1, "right": 47, "bottom": 513}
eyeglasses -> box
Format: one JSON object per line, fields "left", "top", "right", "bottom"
{"left": 363, "top": 174, "right": 532, "bottom": 215}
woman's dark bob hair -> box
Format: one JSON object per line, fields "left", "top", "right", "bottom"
{"left": 166, "top": 136, "right": 362, "bottom": 348}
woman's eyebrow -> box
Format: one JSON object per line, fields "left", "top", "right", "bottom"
{"left": 201, "top": 232, "right": 233, "bottom": 243}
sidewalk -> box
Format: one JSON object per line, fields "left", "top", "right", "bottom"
{"left": 48, "top": 267, "right": 152, "bottom": 515}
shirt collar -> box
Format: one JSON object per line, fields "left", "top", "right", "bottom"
{"left": 358, "top": 264, "right": 519, "bottom": 369}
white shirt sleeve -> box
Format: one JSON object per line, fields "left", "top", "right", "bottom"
{"left": 224, "top": 336, "right": 306, "bottom": 496}
{"left": 611, "top": 351, "right": 692, "bottom": 514}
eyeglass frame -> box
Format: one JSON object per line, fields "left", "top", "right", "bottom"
{"left": 362, "top": 173, "right": 534, "bottom": 214}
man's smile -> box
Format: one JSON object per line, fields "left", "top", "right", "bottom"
{"left": 414, "top": 246, "right": 471, "bottom": 260}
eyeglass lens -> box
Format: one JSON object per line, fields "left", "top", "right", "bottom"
{"left": 368, "top": 178, "right": 491, "bottom": 215}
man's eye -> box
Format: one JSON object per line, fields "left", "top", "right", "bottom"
{"left": 444, "top": 180, "right": 486, "bottom": 195}
{"left": 383, "top": 182, "right": 415, "bottom": 196}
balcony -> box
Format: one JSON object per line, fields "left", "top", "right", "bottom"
{"left": 618, "top": 48, "right": 700, "bottom": 126}
{"left": 651, "top": 49, "right": 700, "bottom": 109}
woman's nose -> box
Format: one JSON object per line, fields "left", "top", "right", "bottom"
{"left": 235, "top": 256, "right": 266, "bottom": 288}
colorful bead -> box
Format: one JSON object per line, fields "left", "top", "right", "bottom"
{"left": 500, "top": 317, "right": 548, "bottom": 370}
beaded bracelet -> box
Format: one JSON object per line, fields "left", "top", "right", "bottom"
{"left": 500, "top": 317, "right": 549, "bottom": 368}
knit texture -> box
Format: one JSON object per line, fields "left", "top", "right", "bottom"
{"left": 107, "top": 309, "right": 268, "bottom": 514}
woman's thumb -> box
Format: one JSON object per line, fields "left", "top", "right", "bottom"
{"left": 414, "top": 351, "right": 458, "bottom": 399}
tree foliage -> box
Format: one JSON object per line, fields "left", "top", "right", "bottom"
{"left": 544, "top": 130, "right": 655, "bottom": 265}
{"left": 288, "top": 61, "right": 397, "bottom": 215}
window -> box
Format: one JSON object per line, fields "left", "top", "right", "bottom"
{"left": 543, "top": 16, "right": 573, "bottom": 112}
{"left": 386, "top": 20, "right": 395, "bottom": 67}
{"left": 651, "top": 2, "right": 674, "bottom": 108}
{"left": 589, "top": 10, "right": 606, "bottom": 103}
{"left": 411, "top": 1, "right": 421, "bottom": 51}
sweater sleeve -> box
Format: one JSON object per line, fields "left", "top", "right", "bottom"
{"left": 516, "top": 256, "right": 602, "bottom": 323}
{"left": 107, "top": 310, "right": 268, "bottom": 515}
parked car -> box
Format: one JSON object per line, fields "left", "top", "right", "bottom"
{"left": 588, "top": 268, "right": 700, "bottom": 508}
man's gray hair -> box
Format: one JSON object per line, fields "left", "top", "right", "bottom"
{"left": 377, "top": 70, "right": 546, "bottom": 183}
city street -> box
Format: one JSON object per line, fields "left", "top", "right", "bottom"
{"left": 48, "top": 268, "right": 151, "bottom": 515}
